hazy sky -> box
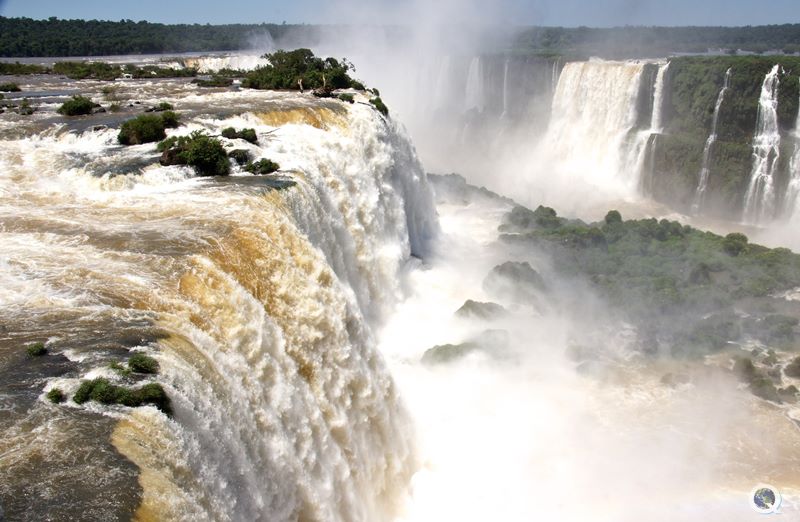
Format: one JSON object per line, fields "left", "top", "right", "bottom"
{"left": 1, "top": 0, "right": 798, "bottom": 27}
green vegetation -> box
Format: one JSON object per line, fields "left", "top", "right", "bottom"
{"left": 649, "top": 55, "right": 800, "bottom": 217}
{"left": 221, "top": 127, "right": 258, "bottom": 144}
{"left": 422, "top": 342, "right": 481, "bottom": 365}
{"left": 786, "top": 356, "right": 800, "bottom": 378}
{"left": 734, "top": 357, "right": 781, "bottom": 402}
{"left": 337, "top": 93, "right": 355, "bottom": 104}
{"left": 228, "top": 149, "right": 250, "bottom": 166}
{"left": 0, "top": 82, "right": 20, "bottom": 92}
{"left": 665, "top": 56, "right": 800, "bottom": 140}
{"left": 193, "top": 75, "right": 233, "bottom": 87}
{"left": 46, "top": 388, "right": 65, "bottom": 404}
{"left": 0, "top": 17, "right": 319, "bottom": 56}
{"left": 118, "top": 115, "right": 167, "bottom": 145}
{"left": 501, "top": 205, "right": 800, "bottom": 355}
{"left": 244, "top": 158, "right": 280, "bottom": 175}
{"left": 513, "top": 25, "right": 800, "bottom": 59}
{"left": 17, "top": 97, "right": 34, "bottom": 115}
{"left": 72, "top": 378, "right": 171, "bottom": 415}
{"left": 158, "top": 132, "right": 230, "bottom": 176}
{"left": 56, "top": 95, "right": 95, "bottom": 116}
{"left": 153, "top": 102, "right": 173, "bottom": 111}
{"left": 128, "top": 354, "right": 159, "bottom": 374}
{"left": 242, "top": 49, "right": 361, "bottom": 92}
{"left": 160, "top": 111, "right": 180, "bottom": 129}
{"left": 0, "top": 61, "right": 47, "bottom": 74}
{"left": 369, "top": 97, "right": 389, "bottom": 117}
{"left": 454, "top": 300, "right": 508, "bottom": 320}
{"left": 26, "top": 342, "right": 47, "bottom": 357}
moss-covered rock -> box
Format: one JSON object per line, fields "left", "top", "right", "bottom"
{"left": 483, "top": 261, "right": 546, "bottom": 304}
{"left": 454, "top": 300, "right": 508, "bottom": 320}
{"left": 337, "top": 93, "right": 355, "bottom": 104}
{"left": 221, "top": 127, "right": 258, "bottom": 144}
{"left": 228, "top": 149, "right": 250, "bottom": 166}
{"left": 422, "top": 330, "right": 510, "bottom": 365}
{"left": 244, "top": 158, "right": 280, "bottom": 175}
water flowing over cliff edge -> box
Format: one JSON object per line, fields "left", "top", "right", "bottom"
{"left": 0, "top": 78, "right": 435, "bottom": 521}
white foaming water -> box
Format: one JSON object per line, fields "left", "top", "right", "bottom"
{"left": 0, "top": 90, "right": 437, "bottom": 521}
{"left": 693, "top": 68, "right": 732, "bottom": 214}
{"left": 651, "top": 61, "right": 670, "bottom": 133}
{"left": 379, "top": 184, "right": 800, "bottom": 522}
{"left": 534, "top": 60, "right": 650, "bottom": 204}
{"left": 743, "top": 64, "right": 782, "bottom": 225}
{"left": 183, "top": 54, "right": 269, "bottom": 73}
{"left": 783, "top": 79, "right": 800, "bottom": 221}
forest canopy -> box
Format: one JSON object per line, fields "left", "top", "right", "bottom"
{"left": 2, "top": 16, "right": 800, "bottom": 58}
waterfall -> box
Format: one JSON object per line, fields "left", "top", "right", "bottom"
{"left": 464, "top": 57, "right": 484, "bottom": 112}
{"left": 692, "top": 68, "right": 732, "bottom": 214}
{"left": 784, "top": 79, "right": 800, "bottom": 220}
{"left": 743, "top": 64, "right": 782, "bottom": 224}
{"left": 1, "top": 90, "right": 437, "bottom": 521}
{"left": 551, "top": 57, "right": 561, "bottom": 94}
{"left": 540, "top": 60, "right": 650, "bottom": 196}
{"left": 501, "top": 58, "right": 510, "bottom": 118}
{"left": 432, "top": 55, "right": 453, "bottom": 111}
{"left": 651, "top": 61, "right": 670, "bottom": 133}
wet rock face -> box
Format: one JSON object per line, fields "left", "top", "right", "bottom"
{"left": 454, "top": 300, "right": 508, "bottom": 320}
{"left": 483, "top": 261, "right": 546, "bottom": 305}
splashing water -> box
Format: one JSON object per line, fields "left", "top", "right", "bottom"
{"left": 743, "top": 64, "right": 782, "bottom": 225}
{"left": 692, "top": 68, "right": 732, "bottom": 215}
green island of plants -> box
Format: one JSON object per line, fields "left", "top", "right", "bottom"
{"left": 242, "top": 48, "right": 364, "bottom": 92}
{"left": 500, "top": 204, "right": 800, "bottom": 356}
{"left": 244, "top": 158, "right": 280, "bottom": 175}
{"left": 221, "top": 127, "right": 258, "bottom": 144}
{"left": 57, "top": 95, "right": 95, "bottom": 116}
{"left": 0, "top": 82, "right": 20, "bottom": 92}
{"left": 72, "top": 378, "right": 171, "bottom": 415}
{"left": 26, "top": 342, "right": 47, "bottom": 357}
{"left": 158, "top": 132, "right": 230, "bottom": 176}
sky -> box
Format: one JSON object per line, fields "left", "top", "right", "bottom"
{"left": 0, "top": 0, "right": 799, "bottom": 27}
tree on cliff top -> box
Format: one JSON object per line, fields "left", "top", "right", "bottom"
{"left": 242, "top": 48, "right": 362, "bottom": 91}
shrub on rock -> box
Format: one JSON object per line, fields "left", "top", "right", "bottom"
{"left": 0, "top": 82, "right": 20, "bottom": 92}
{"left": 159, "top": 131, "right": 230, "bottom": 176}
{"left": 221, "top": 127, "right": 258, "bottom": 144}
{"left": 369, "top": 97, "right": 388, "bottom": 116}
{"left": 228, "top": 149, "right": 250, "bottom": 165}
{"left": 26, "top": 342, "right": 47, "bottom": 357}
{"left": 72, "top": 377, "right": 171, "bottom": 414}
{"left": 46, "top": 388, "right": 66, "bottom": 404}
{"left": 128, "top": 353, "right": 159, "bottom": 374}
{"left": 160, "top": 110, "right": 180, "bottom": 129}
{"left": 244, "top": 158, "right": 280, "bottom": 175}
{"left": 57, "top": 95, "right": 94, "bottom": 116}
{"left": 118, "top": 114, "right": 166, "bottom": 145}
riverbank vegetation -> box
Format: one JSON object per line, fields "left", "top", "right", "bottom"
{"left": 500, "top": 205, "right": 800, "bottom": 356}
